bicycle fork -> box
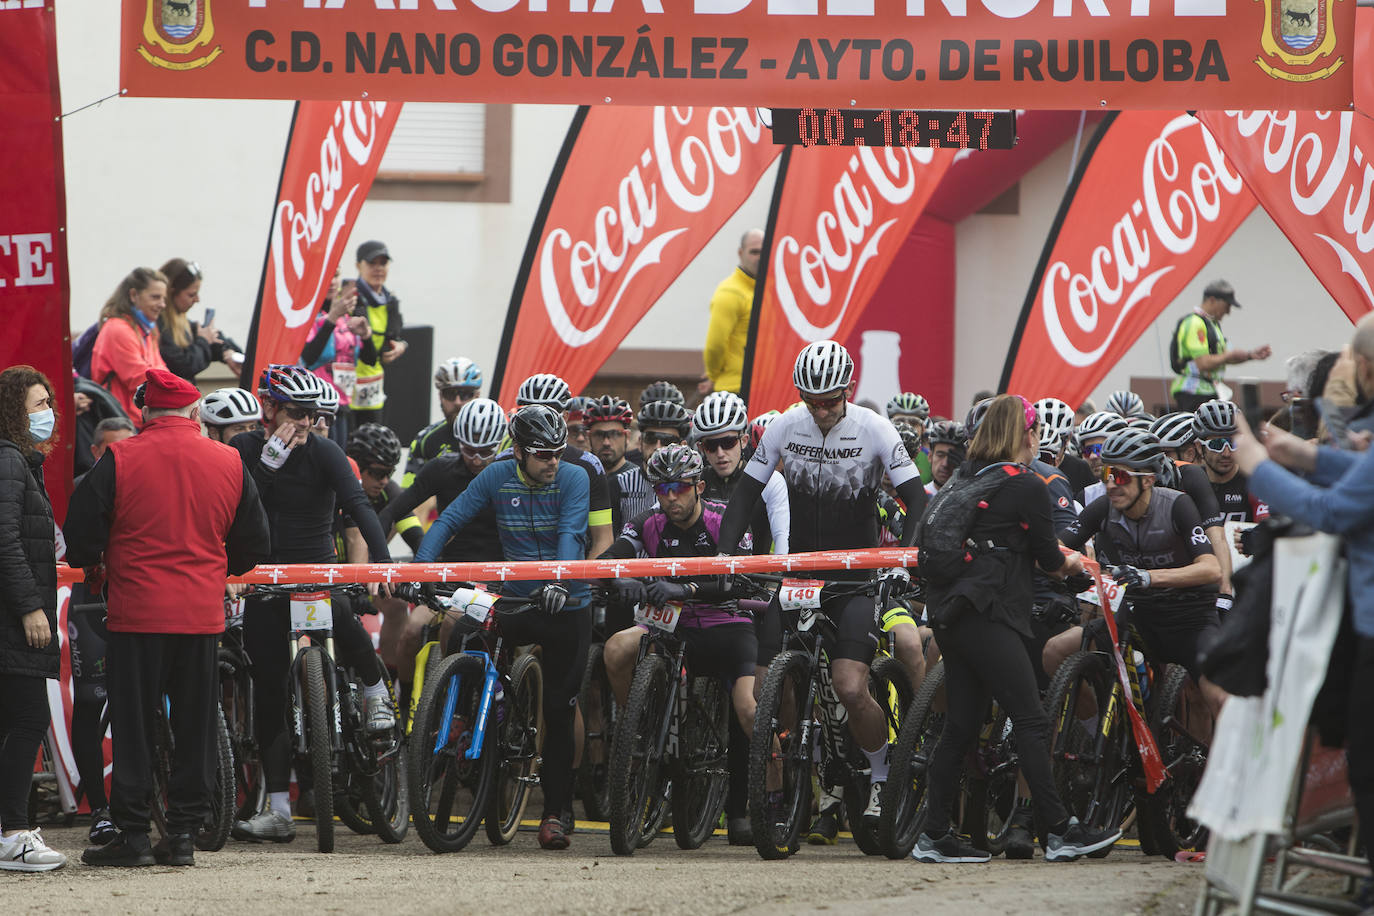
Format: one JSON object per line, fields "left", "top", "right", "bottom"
{"left": 431, "top": 650, "right": 502, "bottom": 761}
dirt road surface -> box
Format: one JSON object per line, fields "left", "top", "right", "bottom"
{"left": 11, "top": 824, "right": 1205, "bottom": 915}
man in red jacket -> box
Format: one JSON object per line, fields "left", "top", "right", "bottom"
{"left": 65, "top": 369, "right": 269, "bottom": 867}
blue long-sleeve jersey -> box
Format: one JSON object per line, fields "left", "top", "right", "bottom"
{"left": 415, "top": 457, "right": 590, "bottom": 608}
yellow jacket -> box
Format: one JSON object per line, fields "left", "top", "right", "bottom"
{"left": 702, "top": 267, "right": 755, "bottom": 393}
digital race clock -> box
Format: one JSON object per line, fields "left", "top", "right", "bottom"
{"left": 772, "top": 109, "right": 1016, "bottom": 149}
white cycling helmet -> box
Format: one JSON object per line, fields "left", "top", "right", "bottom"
{"left": 792, "top": 340, "right": 854, "bottom": 395}
{"left": 1105, "top": 389, "right": 1148, "bottom": 419}
{"left": 434, "top": 357, "right": 482, "bottom": 391}
{"left": 314, "top": 383, "right": 339, "bottom": 416}
{"left": 692, "top": 391, "right": 749, "bottom": 438}
{"left": 1034, "top": 398, "right": 1076, "bottom": 438}
{"left": 201, "top": 388, "right": 262, "bottom": 426}
{"left": 1076, "top": 410, "right": 1129, "bottom": 443}
{"left": 453, "top": 397, "right": 508, "bottom": 450}
{"left": 516, "top": 373, "right": 572, "bottom": 409}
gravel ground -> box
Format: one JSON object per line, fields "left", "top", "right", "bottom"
{"left": 12, "top": 823, "right": 1208, "bottom": 915}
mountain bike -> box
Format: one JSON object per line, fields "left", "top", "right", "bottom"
{"left": 397, "top": 582, "right": 542, "bottom": 853}
{"left": 746, "top": 574, "right": 910, "bottom": 860}
{"left": 606, "top": 600, "right": 733, "bottom": 856}
{"left": 220, "top": 595, "right": 264, "bottom": 824}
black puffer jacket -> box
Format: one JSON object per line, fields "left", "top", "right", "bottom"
{"left": 0, "top": 439, "right": 59, "bottom": 678}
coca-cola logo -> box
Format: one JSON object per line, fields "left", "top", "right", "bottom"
{"left": 538, "top": 107, "right": 767, "bottom": 348}
{"left": 1041, "top": 114, "right": 1248, "bottom": 368}
{"left": 771, "top": 145, "right": 939, "bottom": 341}
{"left": 269, "top": 101, "right": 388, "bottom": 329}
{"left": 1213, "top": 110, "right": 1374, "bottom": 308}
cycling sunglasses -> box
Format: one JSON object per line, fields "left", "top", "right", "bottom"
{"left": 1203, "top": 436, "right": 1234, "bottom": 453}
{"left": 801, "top": 392, "right": 845, "bottom": 410}
{"left": 440, "top": 386, "right": 479, "bottom": 401}
{"left": 524, "top": 447, "right": 562, "bottom": 462}
{"left": 653, "top": 481, "right": 696, "bottom": 497}
{"left": 282, "top": 404, "right": 328, "bottom": 422}
{"left": 698, "top": 434, "right": 741, "bottom": 453}
{"left": 1081, "top": 442, "right": 1105, "bottom": 458}
{"left": 364, "top": 465, "right": 394, "bottom": 480}
{"left": 590, "top": 427, "right": 626, "bottom": 440}
{"left": 641, "top": 431, "right": 682, "bottom": 447}
{"left": 1100, "top": 465, "right": 1150, "bottom": 486}
{"left": 460, "top": 444, "right": 497, "bottom": 460}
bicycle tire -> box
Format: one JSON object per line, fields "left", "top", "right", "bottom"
{"left": 150, "top": 707, "right": 175, "bottom": 842}
{"left": 352, "top": 666, "right": 409, "bottom": 844}
{"left": 221, "top": 648, "right": 264, "bottom": 822}
{"left": 848, "top": 656, "right": 913, "bottom": 855}
{"left": 672, "top": 676, "right": 730, "bottom": 850}
{"left": 1137, "top": 664, "right": 1209, "bottom": 860}
{"left": 607, "top": 653, "right": 670, "bottom": 856}
{"left": 486, "top": 653, "right": 543, "bottom": 846}
{"left": 877, "top": 659, "right": 945, "bottom": 859}
{"left": 302, "top": 648, "right": 335, "bottom": 854}
{"left": 962, "top": 705, "right": 1021, "bottom": 856}
{"left": 1043, "top": 650, "right": 1130, "bottom": 840}
{"left": 409, "top": 653, "right": 494, "bottom": 853}
{"left": 748, "top": 650, "right": 813, "bottom": 861}
{"left": 576, "top": 643, "right": 615, "bottom": 823}
{"left": 197, "top": 703, "right": 236, "bottom": 851}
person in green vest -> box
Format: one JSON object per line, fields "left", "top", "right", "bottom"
{"left": 351, "top": 240, "right": 408, "bottom": 426}
{"left": 1169, "top": 279, "right": 1270, "bottom": 412}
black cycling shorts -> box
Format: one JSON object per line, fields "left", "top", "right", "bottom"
{"left": 1084, "top": 604, "right": 1220, "bottom": 682}
{"left": 680, "top": 622, "right": 757, "bottom": 686}
{"left": 756, "top": 592, "right": 880, "bottom": 667}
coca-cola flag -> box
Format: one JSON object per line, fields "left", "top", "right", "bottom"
{"left": 241, "top": 100, "right": 402, "bottom": 388}
{"left": 742, "top": 144, "right": 955, "bottom": 412}
{"left": 491, "top": 106, "right": 780, "bottom": 403}
{"left": 1200, "top": 110, "right": 1374, "bottom": 325}
{"left": 1000, "top": 112, "right": 1257, "bottom": 407}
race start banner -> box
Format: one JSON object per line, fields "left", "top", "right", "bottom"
{"left": 1000, "top": 111, "right": 1256, "bottom": 408}
{"left": 489, "top": 106, "right": 780, "bottom": 404}
{"left": 1, "top": 5, "right": 75, "bottom": 521}
{"left": 742, "top": 144, "right": 953, "bottom": 413}
{"left": 119, "top": 0, "right": 1355, "bottom": 111}
{"left": 1202, "top": 109, "right": 1374, "bottom": 325}
{"left": 240, "top": 100, "right": 402, "bottom": 389}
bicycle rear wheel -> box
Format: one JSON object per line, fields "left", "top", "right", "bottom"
{"left": 962, "top": 705, "right": 1021, "bottom": 856}
{"left": 878, "top": 659, "right": 945, "bottom": 859}
{"left": 672, "top": 676, "right": 730, "bottom": 850}
{"left": 848, "top": 656, "right": 913, "bottom": 856}
{"left": 221, "top": 648, "right": 264, "bottom": 822}
{"left": 486, "top": 653, "right": 543, "bottom": 846}
{"left": 1044, "top": 650, "right": 1129, "bottom": 838}
{"left": 608, "top": 654, "right": 670, "bottom": 855}
{"left": 409, "top": 653, "right": 494, "bottom": 853}
{"left": 748, "top": 650, "right": 813, "bottom": 861}
{"left": 577, "top": 643, "right": 615, "bottom": 822}
{"left": 356, "top": 667, "right": 409, "bottom": 844}
{"left": 196, "top": 704, "right": 236, "bottom": 851}
{"left": 302, "top": 649, "right": 335, "bottom": 854}
{"left": 1138, "top": 664, "right": 1209, "bottom": 859}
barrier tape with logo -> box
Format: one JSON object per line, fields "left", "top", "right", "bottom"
{"left": 54, "top": 544, "right": 1167, "bottom": 789}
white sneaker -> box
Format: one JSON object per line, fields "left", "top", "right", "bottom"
{"left": 0, "top": 828, "right": 67, "bottom": 872}
{"left": 862, "top": 780, "right": 884, "bottom": 827}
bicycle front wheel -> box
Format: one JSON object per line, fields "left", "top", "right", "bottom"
{"left": 409, "top": 653, "right": 493, "bottom": 853}
{"left": 486, "top": 653, "right": 543, "bottom": 846}
{"left": 878, "top": 659, "right": 945, "bottom": 859}
{"left": 1138, "top": 664, "right": 1209, "bottom": 859}
{"left": 1044, "top": 650, "right": 1127, "bottom": 838}
{"left": 608, "top": 654, "right": 670, "bottom": 856}
{"left": 302, "top": 648, "right": 335, "bottom": 854}
{"left": 748, "top": 650, "right": 813, "bottom": 861}
{"left": 672, "top": 676, "right": 730, "bottom": 850}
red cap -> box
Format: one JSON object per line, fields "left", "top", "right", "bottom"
{"left": 143, "top": 368, "right": 201, "bottom": 409}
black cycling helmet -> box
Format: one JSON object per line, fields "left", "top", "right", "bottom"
{"left": 644, "top": 443, "right": 704, "bottom": 483}
{"left": 638, "top": 399, "right": 692, "bottom": 434}
{"left": 927, "top": 419, "right": 967, "bottom": 447}
{"left": 565, "top": 395, "right": 597, "bottom": 423}
{"left": 1193, "top": 399, "right": 1237, "bottom": 438}
{"left": 509, "top": 404, "right": 568, "bottom": 451}
{"left": 964, "top": 397, "right": 995, "bottom": 439}
{"left": 1154, "top": 455, "right": 1181, "bottom": 489}
{"left": 348, "top": 423, "right": 402, "bottom": 468}
{"left": 1150, "top": 412, "right": 1198, "bottom": 449}
{"left": 1099, "top": 428, "right": 1164, "bottom": 471}
{"left": 639, "top": 380, "right": 685, "bottom": 409}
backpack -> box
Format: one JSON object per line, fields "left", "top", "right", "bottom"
{"left": 912, "top": 461, "right": 1018, "bottom": 586}
{"left": 1168, "top": 313, "right": 1219, "bottom": 375}
{"left": 72, "top": 321, "right": 100, "bottom": 379}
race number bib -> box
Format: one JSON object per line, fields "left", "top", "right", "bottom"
{"left": 225, "top": 596, "right": 245, "bottom": 628}
{"left": 778, "top": 578, "right": 823, "bottom": 611}
{"left": 452, "top": 586, "right": 496, "bottom": 625}
{"left": 331, "top": 362, "right": 356, "bottom": 399}
{"left": 289, "top": 591, "right": 332, "bottom": 632}
{"left": 1077, "top": 576, "right": 1126, "bottom": 615}
{"left": 634, "top": 602, "right": 683, "bottom": 633}
{"left": 353, "top": 372, "right": 386, "bottom": 409}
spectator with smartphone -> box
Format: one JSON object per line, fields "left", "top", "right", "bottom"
{"left": 349, "top": 241, "right": 406, "bottom": 428}
{"left": 300, "top": 269, "right": 374, "bottom": 448}
{"left": 156, "top": 259, "right": 244, "bottom": 382}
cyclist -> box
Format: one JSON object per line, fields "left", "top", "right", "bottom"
{"left": 1038, "top": 396, "right": 1097, "bottom": 497}
{"left": 200, "top": 388, "right": 262, "bottom": 444}
{"left": 414, "top": 404, "right": 593, "bottom": 851}
{"left": 925, "top": 420, "right": 966, "bottom": 495}
{"left": 599, "top": 444, "right": 760, "bottom": 847}
{"left": 1105, "top": 389, "right": 1149, "bottom": 419}
{"left": 718, "top": 340, "right": 928, "bottom": 830}
{"left": 566, "top": 395, "right": 597, "bottom": 452}
{"left": 228, "top": 365, "right": 395, "bottom": 843}
{"left": 1151, "top": 411, "right": 1235, "bottom": 608}
{"left": 584, "top": 395, "right": 652, "bottom": 535}
{"left": 638, "top": 380, "right": 685, "bottom": 410}
{"left": 692, "top": 391, "right": 789, "bottom": 555}
{"left": 1074, "top": 411, "right": 1129, "bottom": 502}
{"left": 1046, "top": 429, "right": 1224, "bottom": 704}
{"left": 1195, "top": 399, "right": 1270, "bottom": 525}
{"left": 403, "top": 357, "right": 482, "bottom": 486}
{"left": 750, "top": 409, "right": 780, "bottom": 449}
{"left": 638, "top": 398, "right": 693, "bottom": 464}
{"left": 887, "top": 392, "right": 932, "bottom": 482}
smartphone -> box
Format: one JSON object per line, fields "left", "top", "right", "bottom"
{"left": 202, "top": 307, "right": 215, "bottom": 327}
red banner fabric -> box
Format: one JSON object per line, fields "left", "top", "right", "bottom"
{"left": 492, "top": 106, "right": 780, "bottom": 404}
{"left": 0, "top": 6, "right": 74, "bottom": 521}
{"left": 744, "top": 145, "right": 954, "bottom": 413}
{"left": 118, "top": 0, "right": 1355, "bottom": 111}
{"left": 1200, "top": 109, "right": 1374, "bottom": 324}
{"left": 845, "top": 216, "right": 956, "bottom": 419}
{"left": 1357, "top": 7, "right": 1373, "bottom": 117}
{"left": 1001, "top": 112, "right": 1256, "bottom": 407}
{"left": 243, "top": 101, "right": 402, "bottom": 388}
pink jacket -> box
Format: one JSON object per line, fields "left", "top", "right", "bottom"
{"left": 91, "top": 316, "right": 167, "bottom": 427}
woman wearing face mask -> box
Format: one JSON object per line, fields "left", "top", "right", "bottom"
{"left": 156, "top": 258, "right": 245, "bottom": 383}
{"left": 91, "top": 267, "right": 169, "bottom": 427}
{"left": 0, "top": 366, "right": 67, "bottom": 871}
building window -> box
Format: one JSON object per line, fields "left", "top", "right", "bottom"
{"left": 371, "top": 103, "right": 511, "bottom": 203}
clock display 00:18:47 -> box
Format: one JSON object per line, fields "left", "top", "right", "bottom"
{"left": 776, "top": 109, "right": 1016, "bottom": 149}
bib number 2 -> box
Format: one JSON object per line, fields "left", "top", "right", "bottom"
{"left": 290, "top": 591, "right": 332, "bottom": 632}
